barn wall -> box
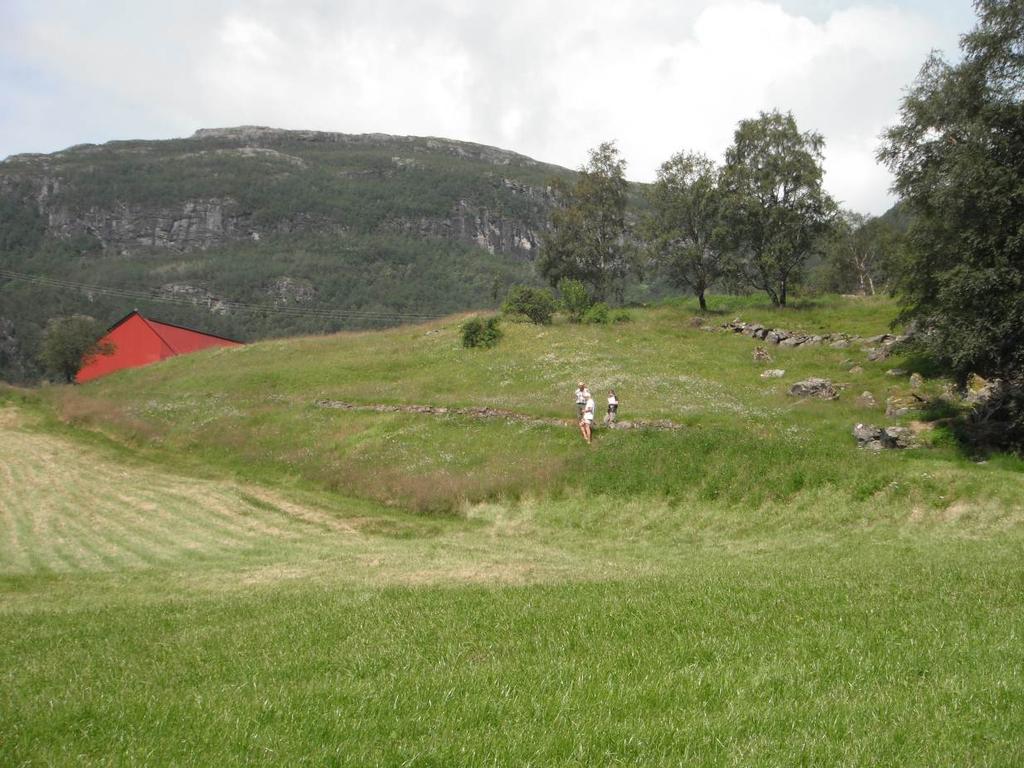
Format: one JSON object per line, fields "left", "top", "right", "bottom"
{"left": 76, "top": 315, "right": 170, "bottom": 383}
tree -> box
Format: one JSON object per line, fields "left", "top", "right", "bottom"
{"left": 39, "top": 315, "right": 113, "bottom": 383}
{"left": 643, "top": 152, "right": 724, "bottom": 311}
{"left": 878, "top": 0, "right": 1024, "bottom": 387}
{"left": 819, "top": 211, "right": 903, "bottom": 295}
{"left": 720, "top": 110, "right": 837, "bottom": 306}
{"left": 557, "top": 278, "right": 591, "bottom": 323}
{"left": 538, "top": 142, "right": 633, "bottom": 302}
{"left": 501, "top": 285, "right": 558, "bottom": 325}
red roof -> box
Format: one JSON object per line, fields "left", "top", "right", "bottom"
{"left": 76, "top": 311, "right": 243, "bottom": 383}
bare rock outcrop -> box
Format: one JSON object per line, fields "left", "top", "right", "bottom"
{"left": 385, "top": 198, "right": 543, "bottom": 258}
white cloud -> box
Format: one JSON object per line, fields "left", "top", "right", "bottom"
{"left": 3, "top": 0, "right": 959, "bottom": 213}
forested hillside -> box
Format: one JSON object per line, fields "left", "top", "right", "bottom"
{"left": 0, "top": 127, "right": 576, "bottom": 381}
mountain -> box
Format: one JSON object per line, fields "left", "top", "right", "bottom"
{"left": 0, "top": 126, "right": 576, "bottom": 382}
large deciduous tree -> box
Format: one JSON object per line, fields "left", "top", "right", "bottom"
{"left": 720, "top": 110, "right": 836, "bottom": 306}
{"left": 538, "top": 142, "right": 632, "bottom": 302}
{"left": 643, "top": 152, "right": 724, "bottom": 312}
{"left": 878, "top": 0, "right": 1024, "bottom": 388}
{"left": 39, "top": 315, "right": 112, "bottom": 383}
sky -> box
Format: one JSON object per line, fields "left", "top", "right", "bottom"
{"left": 0, "top": 1, "right": 976, "bottom": 214}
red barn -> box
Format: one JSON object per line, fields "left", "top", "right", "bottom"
{"left": 76, "top": 310, "right": 242, "bottom": 383}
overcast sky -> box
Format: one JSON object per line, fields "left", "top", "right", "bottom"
{"left": 1, "top": 1, "right": 975, "bottom": 214}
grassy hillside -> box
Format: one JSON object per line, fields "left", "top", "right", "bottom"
{"left": 47, "top": 294, "right": 1024, "bottom": 513}
{"left": 3, "top": 295, "right": 1024, "bottom": 765}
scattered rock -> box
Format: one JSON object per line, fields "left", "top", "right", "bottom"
{"left": 849, "top": 365, "right": 864, "bottom": 375}
{"left": 886, "top": 368, "right": 908, "bottom": 377}
{"left": 830, "top": 339, "right": 851, "bottom": 349}
{"left": 753, "top": 347, "right": 772, "bottom": 363}
{"left": 313, "top": 399, "right": 685, "bottom": 431}
{"left": 909, "top": 372, "right": 924, "bottom": 390}
{"left": 885, "top": 393, "right": 926, "bottom": 417}
{"left": 689, "top": 316, "right": 706, "bottom": 328}
{"left": 853, "top": 423, "right": 918, "bottom": 450}
{"left": 883, "top": 426, "right": 917, "bottom": 449}
{"left": 789, "top": 378, "right": 838, "bottom": 400}
{"left": 779, "top": 336, "right": 804, "bottom": 348}
{"left": 866, "top": 347, "right": 890, "bottom": 362}
{"left": 856, "top": 391, "right": 877, "bottom": 408}
{"left": 853, "top": 423, "right": 885, "bottom": 450}
{"left": 761, "top": 369, "right": 786, "bottom": 379}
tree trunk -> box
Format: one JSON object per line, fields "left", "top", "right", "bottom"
{"left": 697, "top": 289, "right": 707, "bottom": 312}
{"left": 779, "top": 281, "right": 787, "bottom": 307}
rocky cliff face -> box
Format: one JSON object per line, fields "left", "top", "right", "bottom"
{"left": 1, "top": 127, "right": 557, "bottom": 258}
{"left": 385, "top": 188, "right": 550, "bottom": 260}
{"left": 46, "top": 197, "right": 253, "bottom": 253}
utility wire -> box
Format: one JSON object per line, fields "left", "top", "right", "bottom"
{"left": 0, "top": 268, "right": 446, "bottom": 323}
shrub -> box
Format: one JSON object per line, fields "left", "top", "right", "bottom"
{"left": 611, "top": 309, "right": 632, "bottom": 323}
{"left": 460, "top": 317, "right": 503, "bottom": 349}
{"left": 502, "top": 286, "right": 557, "bottom": 325}
{"left": 558, "top": 278, "right": 591, "bottom": 323}
{"left": 583, "top": 302, "right": 610, "bottom": 324}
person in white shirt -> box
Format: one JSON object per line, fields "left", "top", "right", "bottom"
{"left": 605, "top": 389, "right": 619, "bottom": 425}
{"left": 580, "top": 396, "right": 596, "bottom": 443}
{"left": 574, "top": 382, "right": 591, "bottom": 421}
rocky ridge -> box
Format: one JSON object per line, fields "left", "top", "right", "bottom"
{"left": 0, "top": 126, "right": 561, "bottom": 257}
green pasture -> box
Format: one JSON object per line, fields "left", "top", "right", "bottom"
{"left": 2, "top": 294, "right": 1023, "bottom": 765}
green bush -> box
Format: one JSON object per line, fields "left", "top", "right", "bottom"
{"left": 460, "top": 316, "right": 503, "bottom": 348}
{"left": 611, "top": 309, "right": 632, "bottom": 323}
{"left": 502, "top": 286, "right": 557, "bottom": 325}
{"left": 558, "top": 278, "right": 591, "bottom": 323}
{"left": 583, "top": 302, "right": 610, "bottom": 324}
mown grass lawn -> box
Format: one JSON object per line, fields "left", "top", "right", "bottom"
{"left": 2, "top": 295, "right": 1024, "bottom": 765}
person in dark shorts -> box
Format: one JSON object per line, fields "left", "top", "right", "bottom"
{"left": 605, "top": 389, "right": 619, "bottom": 425}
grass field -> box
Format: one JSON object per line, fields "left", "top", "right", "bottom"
{"left": 3, "top": 295, "right": 1024, "bottom": 765}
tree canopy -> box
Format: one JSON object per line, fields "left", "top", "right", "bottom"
{"left": 538, "top": 142, "right": 632, "bottom": 302}
{"left": 643, "top": 152, "right": 724, "bottom": 311}
{"left": 878, "top": 0, "right": 1024, "bottom": 385}
{"left": 720, "top": 110, "right": 836, "bottom": 306}
{"left": 39, "top": 315, "right": 112, "bottom": 383}
{"left": 818, "top": 211, "right": 904, "bottom": 296}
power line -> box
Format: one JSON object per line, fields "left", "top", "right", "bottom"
{"left": 0, "top": 267, "right": 446, "bottom": 323}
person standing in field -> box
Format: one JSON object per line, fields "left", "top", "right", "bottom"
{"left": 575, "top": 382, "right": 591, "bottom": 421}
{"left": 605, "top": 389, "right": 619, "bottom": 426}
{"left": 580, "top": 395, "right": 595, "bottom": 444}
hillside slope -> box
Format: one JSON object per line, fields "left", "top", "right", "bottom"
{"left": 0, "top": 127, "right": 577, "bottom": 381}
{"left": 4, "top": 296, "right": 1024, "bottom": 765}
{"left": 46, "top": 294, "right": 1024, "bottom": 515}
